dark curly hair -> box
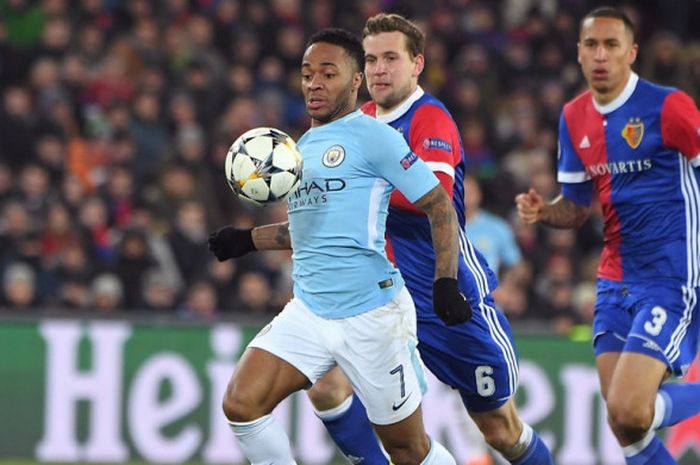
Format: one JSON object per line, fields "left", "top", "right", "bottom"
{"left": 306, "top": 28, "right": 365, "bottom": 72}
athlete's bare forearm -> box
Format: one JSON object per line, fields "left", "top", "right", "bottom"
{"left": 541, "top": 195, "right": 591, "bottom": 229}
{"left": 414, "top": 185, "right": 459, "bottom": 279}
{"left": 252, "top": 222, "right": 291, "bottom": 250}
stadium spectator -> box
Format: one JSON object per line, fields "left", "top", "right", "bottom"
{"left": 0, "top": 200, "right": 41, "bottom": 268}
{"left": 90, "top": 272, "right": 124, "bottom": 312}
{"left": 0, "top": 85, "right": 36, "bottom": 171}
{"left": 231, "top": 269, "right": 278, "bottom": 316}
{"left": 34, "top": 131, "right": 67, "bottom": 185}
{"left": 204, "top": 257, "right": 238, "bottom": 311}
{"left": 1, "top": 261, "right": 38, "bottom": 309}
{"left": 40, "top": 200, "right": 83, "bottom": 268}
{"left": 140, "top": 270, "right": 179, "bottom": 312}
{"left": 167, "top": 200, "right": 210, "bottom": 285}
{"left": 178, "top": 279, "right": 219, "bottom": 320}
{"left": 464, "top": 174, "right": 523, "bottom": 279}
{"left": 17, "top": 163, "right": 53, "bottom": 219}
{"left": 113, "top": 227, "right": 156, "bottom": 310}
{"left": 0, "top": 0, "right": 45, "bottom": 50}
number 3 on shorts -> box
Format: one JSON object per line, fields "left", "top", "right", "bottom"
{"left": 475, "top": 365, "right": 495, "bottom": 396}
{"left": 644, "top": 306, "right": 667, "bottom": 336}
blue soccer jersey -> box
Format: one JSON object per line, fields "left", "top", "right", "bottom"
{"left": 557, "top": 73, "right": 700, "bottom": 285}
{"left": 363, "top": 88, "right": 517, "bottom": 409}
{"left": 289, "top": 110, "right": 439, "bottom": 319}
{"left": 558, "top": 73, "right": 700, "bottom": 373}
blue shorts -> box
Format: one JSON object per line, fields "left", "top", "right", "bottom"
{"left": 593, "top": 278, "right": 700, "bottom": 377}
{"left": 416, "top": 295, "right": 519, "bottom": 413}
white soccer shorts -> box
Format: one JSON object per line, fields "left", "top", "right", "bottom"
{"left": 248, "top": 286, "right": 427, "bottom": 425}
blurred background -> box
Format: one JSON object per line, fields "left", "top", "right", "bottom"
{"left": 1, "top": 1, "right": 700, "bottom": 464}
{"left": 2, "top": 0, "right": 700, "bottom": 330}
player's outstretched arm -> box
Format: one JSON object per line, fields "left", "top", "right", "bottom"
{"left": 414, "top": 185, "right": 472, "bottom": 325}
{"left": 252, "top": 222, "right": 291, "bottom": 250}
{"left": 515, "top": 189, "right": 590, "bottom": 229}
{"left": 207, "top": 222, "right": 291, "bottom": 261}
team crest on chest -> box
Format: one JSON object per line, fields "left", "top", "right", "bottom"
{"left": 322, "top": 145, "right": 345, "bottom": 167}
{"left": 621, "top": 118, "right": 644, "bottom": 149}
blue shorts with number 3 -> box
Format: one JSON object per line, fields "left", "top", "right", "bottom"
{"left": 593, "top": 278, "right": 700, "bottom": 377}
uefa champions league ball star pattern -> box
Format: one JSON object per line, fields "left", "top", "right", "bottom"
{"left": 225, "top": 127, "right": 303, "bottom": 207}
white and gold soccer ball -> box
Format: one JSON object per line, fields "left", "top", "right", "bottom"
{"left": 224, "top": 127, "right": 303, "bottom": 207}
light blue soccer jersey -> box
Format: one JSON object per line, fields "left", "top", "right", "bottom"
{"left": 288, "top": 110, "right": 439, "bottom": 318}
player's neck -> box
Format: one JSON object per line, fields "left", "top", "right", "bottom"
{"left": 311, "top": 103, "right": 357, "bottom": 127}
{"left": 376, "top": 101, "right": 405, "bottom": 117}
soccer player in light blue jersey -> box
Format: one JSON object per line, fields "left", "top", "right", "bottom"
{"left": 208, "top": 28, "right": 469, "bottom": 464}
{"left": 302, "top": 14, "right": 553, "bottom": 465}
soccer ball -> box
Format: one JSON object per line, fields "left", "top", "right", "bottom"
{"left": 224, "top": 127, "right": 303, "bottom": 207}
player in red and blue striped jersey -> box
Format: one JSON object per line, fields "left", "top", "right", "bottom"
{"left": 517, "top": 7, "right": 700, "bottom": 465}
{"left": 307, "top": 13, "right": 553, "bottom": 465}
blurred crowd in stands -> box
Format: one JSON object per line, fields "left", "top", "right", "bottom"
{"left": 2, "top": 0, "right": 700, "bottom": 334}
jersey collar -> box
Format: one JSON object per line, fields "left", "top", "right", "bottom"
{"left": 592, "top": 72, "right": 639, "bottom": 115}
{"left": 308, "top": 109, "right": 362, "bottom": 131}
{"left": 376, "top": 86, "right": 425, "bottom": 124}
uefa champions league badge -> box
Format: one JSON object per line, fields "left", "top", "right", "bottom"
{"left": 422, "top": 137, "right": 452, "bottom": 153}
{"left": 399, "top": 151, "right": 418, "bottom": 169}
{"left": 621, "top": 117, "right": 644, "bottom": 149}
{"left": 323, "top": 145, "right": 345, "bottom": 167}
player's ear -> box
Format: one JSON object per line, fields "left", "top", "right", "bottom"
{"left": 351, "top": 71, "right": 363, "bottom": 92}
{"left": 413, "top": 53, "right": 425, "bottom": 77}
{"left": 576, "top": 42, "right": 581, "bottom": 64}
{"left": 627, "top": 42, "right": 639, "bottom": 66}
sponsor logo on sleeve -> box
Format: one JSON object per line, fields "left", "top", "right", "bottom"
{"left": 400, "top": 151, "right": 419, "bottom": 170}
{"left": 422, "top": 138, "right": 452, "bottom": 152}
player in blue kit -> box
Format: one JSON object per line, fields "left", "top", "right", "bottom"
{"left": 516, "top": 7, "right": 700, "bottom": 465}
{"left": 303, "top": 13, "right": 553, "bottom": 465}
{"left": 209, "top": 28, "right": 468, "bottom": 464}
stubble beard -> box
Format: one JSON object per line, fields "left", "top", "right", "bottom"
{"left": 374, "top": 82, "right": 412, "bottom": 113}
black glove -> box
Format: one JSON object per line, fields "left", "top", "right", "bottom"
{"left": 433, "top": 277, "right": 472, "bottom": 326}
{"left": 207, "top": 226, "right": 257, "bottom": 261}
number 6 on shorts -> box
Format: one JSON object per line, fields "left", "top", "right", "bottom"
{"left": 475, "top": 365, "right": 495, "bottom": 396}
